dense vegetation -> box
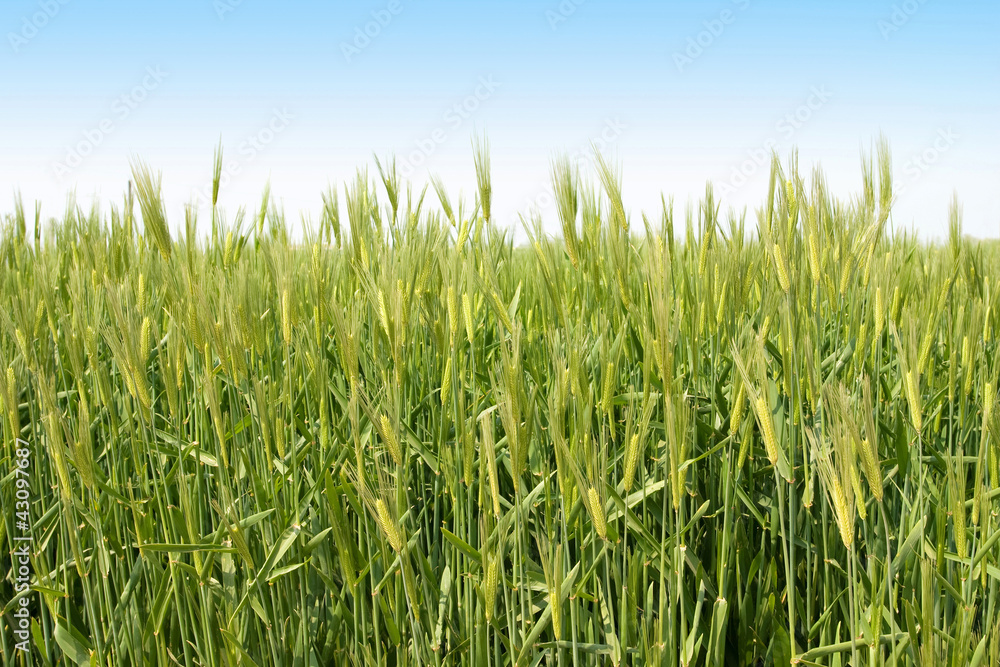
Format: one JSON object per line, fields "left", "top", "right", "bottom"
{"left": 1, "top": 144, "right": 998, "bottom": 665}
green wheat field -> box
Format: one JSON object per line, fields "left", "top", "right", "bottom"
{"left": 2, "top": 143, "right": 999, "bottom": 666}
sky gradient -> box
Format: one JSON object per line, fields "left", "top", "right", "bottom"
{"left": 2, "top": 0, "right": 998, "bottom": 239}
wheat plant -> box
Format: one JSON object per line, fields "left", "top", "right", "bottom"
{"left": 1, "top": 143, "right": 999, "bottom": 666}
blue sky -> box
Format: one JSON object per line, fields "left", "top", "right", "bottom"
{"left": 2, "top": 0, "right": 998, "bottom": 238}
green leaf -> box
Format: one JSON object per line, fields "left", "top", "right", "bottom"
{"left": 598, "top": 583, "right": 622, "bottom": 665}
{"left": 54, "top": 620, "right": 91, "bottom": 665}
{"left": 267, "top": 561, "right": 307, "bottom": 581}
{"left": 771, "top": 624, "right": 791, "bottom": 667}
{"left": 138, "top": 542, "right": 237, "bottom": 553}
{"left": 442, "top": 528, "right": 481, "bottom": 567}
{"left": 432, "top": 565, "right": 452, "bottom": 651}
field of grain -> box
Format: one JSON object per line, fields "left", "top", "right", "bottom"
{"left": 1, "top": 144, "right": 998, "bottom": 665}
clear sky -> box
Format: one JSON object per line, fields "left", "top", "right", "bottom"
{"left": 2, "top": 0, "right": 998, "bottom": 239}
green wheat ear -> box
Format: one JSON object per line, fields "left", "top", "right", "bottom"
{"left": 130, "top": 158, "right": 172, "bottom": 260}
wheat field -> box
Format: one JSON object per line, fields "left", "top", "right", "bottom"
{"left": 1, "top": 143, "right": 998, "bottom": 666}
